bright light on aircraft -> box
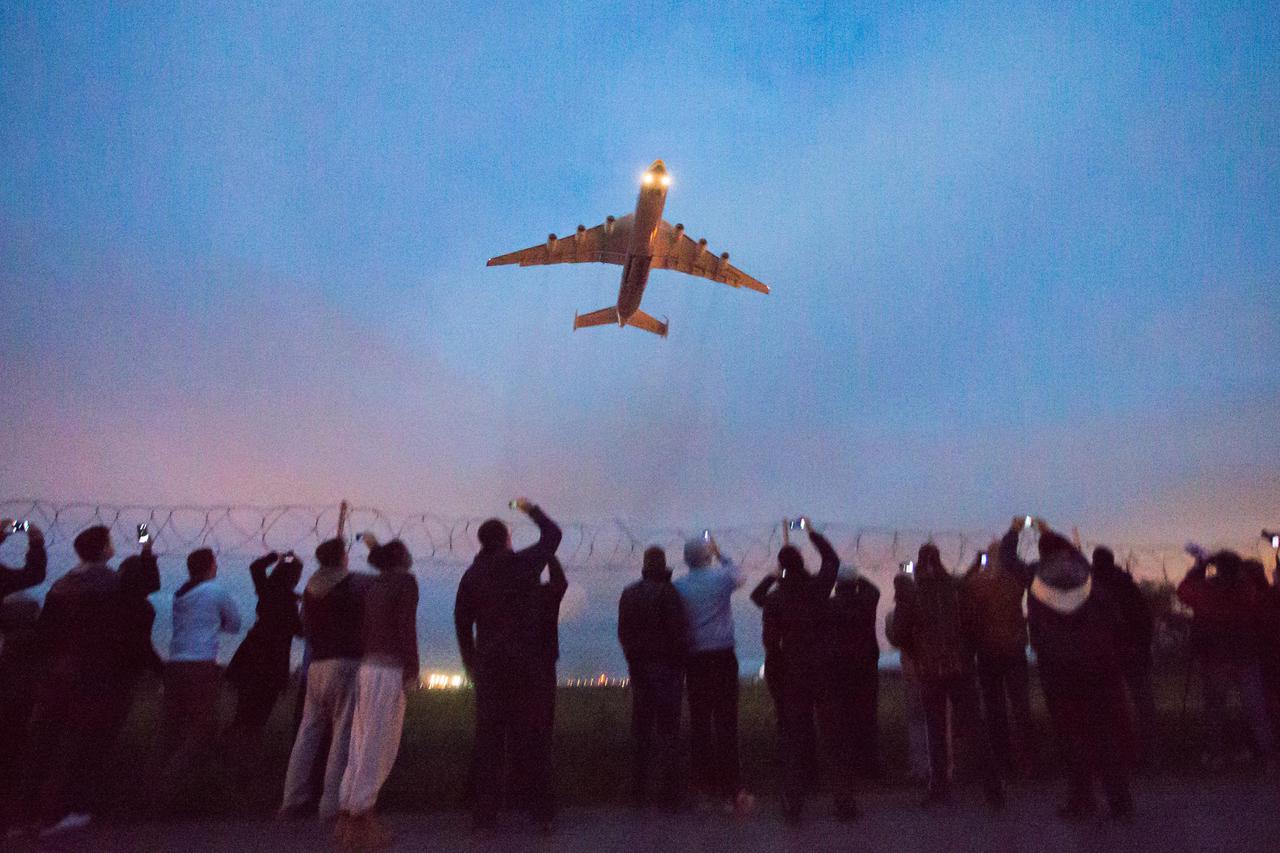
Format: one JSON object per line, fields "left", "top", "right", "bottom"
{"left": 641, "top": 172, "right": 655, "bottom": 186}
{"left": 659, "top": 174, "right": 672, "bottom": 187}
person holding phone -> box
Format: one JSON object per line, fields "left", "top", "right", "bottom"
{"left": 887, "top": 542, "right": 1004, "bottom": 810}
{"left": 0, "top": 520, "right": 46, "bottom": 837}
{"left": 674, "top": 529, "right": 753, "bottom": 814}
{"left": 454, "top": 499, "right": 561, "bottom": 832}
{"left": 16, "top": 525, "right": 120, "bottom": 836}
{"left": 758, "top": 521, "right": 844, "bottom": 823}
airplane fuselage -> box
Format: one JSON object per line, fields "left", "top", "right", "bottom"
{"left": 617, "top": 166, "right": 669, "bottom": 322}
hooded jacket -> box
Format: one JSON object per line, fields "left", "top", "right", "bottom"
{"left": 454, "top": 506, "right": 562, "bottom": 675}
{"left": 1027, "top": 547, "right": 1125, "bottom": 676}
{"left": 960, "top": 530, "right": 1028, "bottom": 660}
{"left": 760, "top": 532, "right": 840, "bottom": 689}
{"left": 227, "top": 554, "right": 303, "bottom": 693}
{"left": 828, "top": 574, "right": 880, "bottom": 671}
{"left": 618, "top": 565, "right": 690, "bottom": 667}
{"left": 887, "top": 549, "right": 975, "bottom": 682}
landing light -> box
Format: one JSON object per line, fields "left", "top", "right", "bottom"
{"left": 641, "top": 173, "right": 655, "bottom": 187}
{"left": 659, "top": 174, "right": 672, "bottom": 187}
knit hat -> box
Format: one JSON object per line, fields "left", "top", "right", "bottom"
{"left": 684, "top": 536, "right": 713, "bottom": 569}
{"left": 837, "top": 563, "right": 860, "bottom": 584}
{"left": 73, "top": 525, "right": 111, "bottom": 562}
{"left": 187, "top": 548, "right": 216, "bottom": 580}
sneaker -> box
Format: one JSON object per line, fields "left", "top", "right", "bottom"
{"left": 38, "top": 813, "right": 92, "bottom": 837}
{"left": 347, "top": 813, "right": 393, "bottom": 850}
{"left": 334, "top": 811, "right": 354, "bottom": 847}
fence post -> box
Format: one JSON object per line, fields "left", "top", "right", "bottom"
{"left": 781, "top": 518, "right": 790, "bottom": 547}
{"left": 337, "top": 500, "right": 349, "bottom": 540}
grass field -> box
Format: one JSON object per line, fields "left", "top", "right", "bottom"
{"left": 89, "top": 665, "right": 1242, "bottom": 819}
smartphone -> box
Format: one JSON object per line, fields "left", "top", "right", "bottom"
{"left": 1206, "top": 563, "right": 1218, "bottom": 580}
{"left": 702, "top": 529, "right": 712, "bottom": 542}
{"left": 899, "top": 560, "right": 915, "bottom": 575}
{"left": 7, "top": 520, "right": 30, "bottom": 535}
{"left": 979, "top": 551, "right": 989, "bottom": 568}
{"left": 788, "top": 518, "right": 809, "bottom": 532}
{"left": 136, "top": 523, "right": 151, "bottom": 545}
{"left": 1023, "top": 515, "right": 1033, "bottom": 530}
{"left": 1272, "top": 535, "right": 1280, "bottom": 550}
{"left": 509, "top": 500, "right": 520, "bottom": 511}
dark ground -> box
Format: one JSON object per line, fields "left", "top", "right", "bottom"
{"left": 10, "top": 778, "right": 1279, "bottom": 853}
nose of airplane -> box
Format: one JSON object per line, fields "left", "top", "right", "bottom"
{"left": 649, "top": 159, "right": 667, "bottom": 174}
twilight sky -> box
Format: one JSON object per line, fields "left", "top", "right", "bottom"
{"left": 2, "top": 1, "right": 1277, "bottom": 550}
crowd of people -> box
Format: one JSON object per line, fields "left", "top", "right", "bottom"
{"left": 1, "top": 508, "right": 1278, "bottom": 847}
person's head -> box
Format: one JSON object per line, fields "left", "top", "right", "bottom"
{"left": 477, "top": 518, "right": 510, "bottom": 552}
{"left": 118, "top": 554, "right": 160, "bottom": 599}
{"left": 1209, "top": 550, "right": 1243, "bottom": 582}
{"left": 186, "top": 548, "right": 217, "bottom": 583}
{"left": 368, "top": 539, "right": 413, "bottom": 573}
{"left": 777, "top": 545, "right": 807, "bottom": 581}
{"left": 683, "top": 536, "right": 713, "bottom": 569}
{"left": 916, "top": 543, "right": 944, "bottom": 580}
{"left": 1038, "top": 530, "right": 1076, "bottom": 561}
{"left": 315, "top": 538, "right": 347, "bottom": 570}
{"left": 73, "top": 525, "right": 113, "bottom": 564}
{"left": 642, "top": 546, "right": 670, "bottom": 581}
{"left": 272, "top": 555, "right": 304, "bottom": 590}
{"left": 1092, "top": 546, "right": 1118, "bottom": 575}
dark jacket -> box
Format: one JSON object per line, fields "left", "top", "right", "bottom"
{"left": 618, "top": 569, "right": 689, "bottom": 667}
{"left": 33, "top": 563, "right": 121, "bottom": 682}
{"left": 536, "top": 556, "right": 569, "bottom": 664}
{"left": 114, "top": 551, "right": 164, "bottom": 681}
{"left": 760, "top": 532, "right": 840, "bottom": 690}
{"left": 961, "top": 530, "right": 1028, "bottom": 660}
{"left": 828, "top": 575, "right": 880, "bottom": 671}
{"left": 0, "top": 536, "right": 46, "bottom": 672}
{"left": 1092, "top": 556, "right": 1153, "bottom": 669}
{"left": 303, "top": 573, "right": 368, "bottom": 662}
{"left": 1027, "top": 550, "right": 1125, "bottom": 678}
{"left": 227, "top": 554, "right": 303, "bottom": 694}
{"left": 1177, "top": 561, "right": 1263, "bottom": 661}
{"left": 362, "top": 570, "right": 420, "bottom": 681}
{"left": 887, "top": 562, "right": 975, "bottom": 682}
{"left": 454, "top": 507, "right": 562, "bottom": 675}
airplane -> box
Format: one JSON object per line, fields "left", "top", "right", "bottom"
{"left": 486, "top": 160, "right": 769, "bottom": 337}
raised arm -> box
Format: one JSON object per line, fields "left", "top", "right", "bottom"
{"left": 749, "top": 574, "right": 777, "bottom": 609}
{"left": 0, "top": 526, "right": 47, "bottom": 599}
{"left": 514, "top": 503, "right": 563, "bottom": 574}
{"left": 999, "top": 524, "right": 1032, "bottom": 587}
{"left": 809, "top": 529, "right": 839, "bottom": 598}
{"left": 249, "top": 553, "right": 277, "bottom": 597}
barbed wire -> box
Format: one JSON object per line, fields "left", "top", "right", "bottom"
{"left": 3, "top": 498, "right": 1273, "bottom": 582}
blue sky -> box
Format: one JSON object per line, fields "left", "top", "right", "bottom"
{"left": 2, "top": 1, "right": 1277, "bottom": 546}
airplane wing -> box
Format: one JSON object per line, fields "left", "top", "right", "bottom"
{"left": 651, "top": 221, "right": 770, "bottom": 294}
{"left": 487, "top": 214, "right": 632, "bottom": 267}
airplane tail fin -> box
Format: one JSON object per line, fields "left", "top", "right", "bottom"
{"left": 625, "top": 309, "right": 669, "bottom": 338}
{"left": 573, "top": 306, "right": 620, "bottom": 331}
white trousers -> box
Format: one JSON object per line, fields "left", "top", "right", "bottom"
{"left": 280, "top": 658, "right": 360, "bottom": 819}
{"left": 338, "top": 663, "right": 407, "bottom": 814}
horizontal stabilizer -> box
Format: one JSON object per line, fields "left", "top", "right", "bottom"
{"left": 573, "top": 306, "right": 620, "bottom": 330}
{"left": 625, "top": 309, "right": 669, "bottom": 338}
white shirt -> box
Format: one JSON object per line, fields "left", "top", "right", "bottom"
{"left": 169, "top": 579, "right": 242, "bottom": 662}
